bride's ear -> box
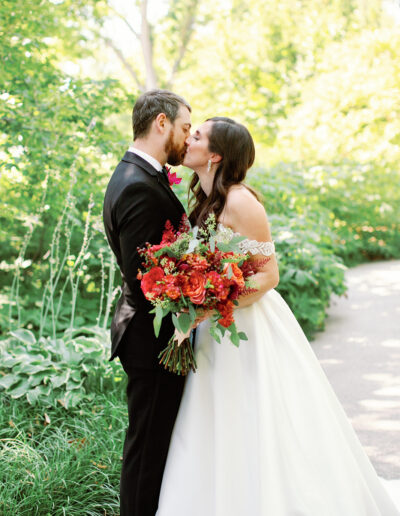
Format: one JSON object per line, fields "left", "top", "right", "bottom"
{"left": 211, "top": 153, "right": 222, "bottom": 164}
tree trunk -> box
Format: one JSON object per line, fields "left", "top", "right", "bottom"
{"left": 140, "top": 0, "right": 158, "bottom": 90}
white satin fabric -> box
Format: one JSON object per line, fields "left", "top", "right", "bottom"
{"left": 157, "top": 289, "right": 399, "bottom": 515}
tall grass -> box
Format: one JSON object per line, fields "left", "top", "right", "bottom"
{"left": 0, "top": 390, "right": 126, "bottom": 515}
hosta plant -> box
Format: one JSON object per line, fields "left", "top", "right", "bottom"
{"left": 0, "top": 326, "right": 122, "bottom": 410}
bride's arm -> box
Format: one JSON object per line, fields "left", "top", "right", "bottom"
{"left": 220, "top": 186, "right": 279, "bottom": 308}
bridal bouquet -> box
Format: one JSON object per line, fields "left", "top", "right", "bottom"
{"left": 137, "top": 215, "right": 257, "bottom": 375}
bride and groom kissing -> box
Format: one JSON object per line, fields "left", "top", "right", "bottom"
{"left": 103, "top": 90, "right": 399, "bottom": 516}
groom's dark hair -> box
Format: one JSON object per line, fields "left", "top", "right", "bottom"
{"left": 132, "top": 89, "right": 191, "bottom": 140}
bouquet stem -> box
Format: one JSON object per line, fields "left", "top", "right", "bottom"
{"left": 158, "top": 336, "right": 197, "bottom": 376}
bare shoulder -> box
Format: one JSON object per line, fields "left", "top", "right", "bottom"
{"left": 221, "top": 184, "right": 272, "bottom": 242}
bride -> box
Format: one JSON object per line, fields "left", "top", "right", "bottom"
{"left": 156, "top": 117, "right": 399, "bottom": 515}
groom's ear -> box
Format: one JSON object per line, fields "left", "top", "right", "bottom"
{"left": 154, "top": 112, "right": 169, "bottom": 134}
{"left": 211, "top": 153, "right": 222, "bottom": 164}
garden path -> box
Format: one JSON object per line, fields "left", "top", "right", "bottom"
{"left": 312, "top": 260, "right": 400, "bottom": 505}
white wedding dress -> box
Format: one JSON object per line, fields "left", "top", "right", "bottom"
{"left": 157, "top": 225, "right": 399, "bottom": 516}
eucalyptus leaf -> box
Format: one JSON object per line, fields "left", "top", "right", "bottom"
{"left": 178, "top": 313, "right": 191, "bottom": 334}
{"left": 153, "top": 304, "right": 164, "bottom": 337}
{"left": 172, "top": 313, "right": 182, "bottom": 333}
{"left": 188, "top": 303, "right": 197, "bottom": 324}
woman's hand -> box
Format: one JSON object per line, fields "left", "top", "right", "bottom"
{"left": 174, "top": 308, "right": 214, "bottom": 345}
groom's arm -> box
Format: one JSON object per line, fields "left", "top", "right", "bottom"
{"left": 114, "top": 182, "right": 166, "bottom": 293}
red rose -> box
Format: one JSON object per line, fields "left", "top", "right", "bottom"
{"left": 141, "top": 267, "right": 165, "bottom": 299}
{"left": 182, "top": 271, "right": 207, "bottom": 305}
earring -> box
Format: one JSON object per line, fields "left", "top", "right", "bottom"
{"left": 207, "top": 159, "right": 212, "bottom": 173}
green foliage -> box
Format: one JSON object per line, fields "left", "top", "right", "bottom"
{"left": 273, "top": 215, "right": 347, "bottom": 335}
{"left": 0, "top": 392, "right": 124, "bottom": 514}
{"left": 0, "top": 327, "right": 123, "bottom": 409}
{"left": 304, "top": 162, "right": 400, "bottom": 265}
{"left": 249, "top": 164, "right": 347, "bottom": 335}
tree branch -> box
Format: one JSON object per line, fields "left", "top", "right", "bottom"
{"left": 103, "top": 35, "right": 145, "bottom": 91}
{"left": 107, "top": 4, "right": 141, "bottom": 40}
{"left": 166, "top": 0, "right": 198, "bottom": 89}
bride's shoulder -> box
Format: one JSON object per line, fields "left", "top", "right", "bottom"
{"left": 221, "top": 184, "right": 270, "bottom": 241}
{"left": 224, "top": 184, "right": 266, "bottom": 220}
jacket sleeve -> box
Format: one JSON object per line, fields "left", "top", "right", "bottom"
{"left": 114, "top": 181, "right": 167, "bottom": 292}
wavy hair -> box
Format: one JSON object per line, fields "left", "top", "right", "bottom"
{"left": 188, "top": 117, "right": 258, "bottom": 227}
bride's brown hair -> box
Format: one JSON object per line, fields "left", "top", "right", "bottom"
{"left": 188, "top": 117, "right": 258, "bottom": 227}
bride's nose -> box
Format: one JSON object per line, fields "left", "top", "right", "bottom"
{"left": 186, "top": 134, "right": 196, "bottom": 146}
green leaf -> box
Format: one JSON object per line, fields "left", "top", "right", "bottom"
{"left": 9, "top": 380, "right": 31, "bottom": 399}
{"left": 153, "top": 304, "right": 164, "bottom": 337}
{"left": 188, "top": 303, "right": 196, "bottom": 323}
{"left": 26, "top": 388, "right": 40, "bottom": 405}
{"left": 37, "top": 384, "right": 52, "bottom": 396}
{"left": 29, "top": 371, "right": 50, "bottom": 387}
{"left": 64, "top": 390, "right": 84, "bottom": 408}
{"left": 10, "top": 329, "right": 36, "bottom": 346}
{"left": 14, "top": 363, "right": 47, "bottom": 375}
{"left": 50, "top": 370, "right": 70, "bottom": 388}
{"left": 216, "top": 242, "right": 231, "bottom": 253}
{"left": 230, "top": 332, "right": 240, "bottom": 347}
{"left": 209, "top": 237, "right": 216, "bottom": 252}
{"left": 209, "top": 325, "right": 221, "bottom": 344}
{"left": 238, "top": 332, "right": 248, "bottom": 341}
{"left": 66, "top": 379, "right": 81, "bottom": 391}
{"left": 2, "top": 356, "right": 20, "bottom": 368}
{"left": 0, "top": 374, "right": 20, "bottom": 390}
{"left": 230, "top": 235, "right": 246, "bottom": 244}
{"left": 187, "top": 238, "right": 200, "bottom": 253}
{"left": 178, "top": 313, "right": 191, "bottom": 334}
{"left": 172, "top": 313, "right": 182, "bottom": 333}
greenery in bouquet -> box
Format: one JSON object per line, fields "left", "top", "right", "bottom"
{"left": 137, "top": 215, "right": 259, "bottom": 375}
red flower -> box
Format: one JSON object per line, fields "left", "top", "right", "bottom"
{"left": 166, "top": 167, "right": 182, "bottom": 187}
{"left": 217, "top": 300, "right": 235, "bottom": 328}
{"left": 182, "top": 271, "right": 207, "bottom": 305}
{"left": 141, "top": 267, "right": 165, "bottom": 299}
{"left": 161, "top": 220, "right": 177, "bottom": 244}
{"left": 184, "top": 253, "right": 209, "bottom": 272}
{"left": 205, "top": 271, "right": 229, "bottom": 301}
{"left": 223, "top": 262, "right": 245, "bottom": 289}
{"left": 163, "top": 274, "right": 181, "bottom": 300}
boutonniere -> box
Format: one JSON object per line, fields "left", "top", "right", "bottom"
{"left": 165, "top": 166, "right": 182, "bottom": 188}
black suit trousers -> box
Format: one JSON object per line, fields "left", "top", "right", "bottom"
{"left": 118, "top": 326, "right": 185, "bottom": 516}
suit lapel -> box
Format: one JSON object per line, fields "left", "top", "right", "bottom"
{"left": 122, "top": 151, "right": 185, "bottom": 214}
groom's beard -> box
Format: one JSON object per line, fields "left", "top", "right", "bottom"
{"left": 165, "top": 129, "right": 187, "bottom": 166}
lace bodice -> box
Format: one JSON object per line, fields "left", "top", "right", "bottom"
{"left": 215, "top": 223, "right": 275, "bottom": 256}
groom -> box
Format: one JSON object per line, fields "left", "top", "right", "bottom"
{"left": 103, "top": 89, "right": 192, "bottom": 515}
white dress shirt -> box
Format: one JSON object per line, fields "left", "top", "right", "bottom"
{"left": 128, "top": 146, "right": 163, "bottom": 173}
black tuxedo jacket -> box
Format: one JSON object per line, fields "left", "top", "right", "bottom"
{"left": 103, "top": 151, "right": 185, "bottom": 363}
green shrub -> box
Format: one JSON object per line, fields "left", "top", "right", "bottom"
{"left": 0, "top": 327, "right": 123, "bottom": 409}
